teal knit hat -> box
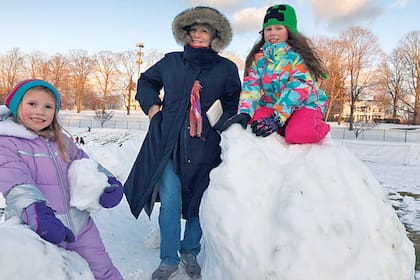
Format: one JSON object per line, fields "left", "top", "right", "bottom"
{"left": 4, "top": 79, "right": 61, "bottom": 118}
{"left": 262, "top": 4, "right": 298, "bottom": 34}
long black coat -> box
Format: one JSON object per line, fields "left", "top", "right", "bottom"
{"left": 124, "top": 45, "right": 241, "bottom": 219}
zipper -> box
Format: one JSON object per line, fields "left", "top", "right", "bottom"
{"left": 44, "top": 138, "right": 75, "bottom": 231}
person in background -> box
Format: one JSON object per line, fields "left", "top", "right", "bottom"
{"left": 0, "top": 79, "right": 124, "bottom": 280}
{"left": 123, "top": 6, "right": 241, "bottom": 280}
{"left": 222, "top": 4, "right": 330, "bottom": 144}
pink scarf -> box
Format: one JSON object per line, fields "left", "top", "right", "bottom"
{"left": 189, "top": 80, "right": 202, "bottom": 138}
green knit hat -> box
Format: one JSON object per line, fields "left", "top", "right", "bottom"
{"left": 262, "top": 4, "right": 298, "bottom": 34}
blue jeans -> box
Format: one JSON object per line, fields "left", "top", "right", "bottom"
{"left": 159, "top": 160, "right": 202, "bottom": 266}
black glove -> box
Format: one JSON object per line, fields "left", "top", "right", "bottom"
{"left": 251, "top": 117, "right": 280, "bottom": 137}
{"left": 219, "top": 113, "right": 251, "bottom": 132}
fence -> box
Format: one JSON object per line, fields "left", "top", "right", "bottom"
{"left": 329, "top": 127, "right": 420, "bottom": 143}
{"left": 60, "top": 116, "right": 420, "bottom": 143}
{"left": 61, "top": 117, "right": 150, "bottom": 131}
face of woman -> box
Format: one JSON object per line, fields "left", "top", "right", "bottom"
{"left": 18, "top": 88, "right": 56, "bottom": 132}
{"left": 263, "top": 24, "right": 289, "bottom": 44}
{"left": 188, "top": 24, "right": 212, "bottom": 48}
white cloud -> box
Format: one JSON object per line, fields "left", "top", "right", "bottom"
{"left": 388, "top": 0, "right": 410, "bottom": 8}
{"left": 307, "top": 0, "right": 371, "bottom": 17}
{"left": 326, "top": 5, "right": 382, "bottom": 31}
{"left": 304, "top": 0, "right": 384, "bottom": 31}
{"left": 231, "top": 7, "right": 268, "bottom": 34}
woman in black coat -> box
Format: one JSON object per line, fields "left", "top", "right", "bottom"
{"left": 123, "top": 6, "right": 241, "bottom": 280}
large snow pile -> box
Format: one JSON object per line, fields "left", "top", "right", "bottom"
{"left": 200, "top": 125, "right": 415, "bottom": 280}
{"left": 0, "top": 218, "right": 94, "bottom": 279}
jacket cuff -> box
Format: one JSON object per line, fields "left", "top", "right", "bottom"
{"left": 6, "top": 184, "right": 46, "bottom": 220}
{"left": 273, "top": 111, "right": 287, "bottom": 127}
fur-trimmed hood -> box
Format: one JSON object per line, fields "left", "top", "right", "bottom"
{"left": 0, "top": 105, "right": 37, "bottom": 139}
{"left": 172, "top": 6, "right": 232, "bottom": 52}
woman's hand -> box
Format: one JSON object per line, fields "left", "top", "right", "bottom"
{"left": 148, "top": 105, "right": 161, "bottom": 120}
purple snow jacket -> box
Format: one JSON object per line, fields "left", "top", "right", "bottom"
{"left": 0, "top": 105, "right": 89, "bottom": 235}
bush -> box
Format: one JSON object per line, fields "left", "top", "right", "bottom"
{"left": 373, "top": 118, "right": 400, "bottom": 124}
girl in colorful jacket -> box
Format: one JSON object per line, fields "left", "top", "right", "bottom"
{"left": 222, "top": 4, "right": 330, "bottom": 144}
{"left": 0, "top": 79, "right": 123, "bottom": 280}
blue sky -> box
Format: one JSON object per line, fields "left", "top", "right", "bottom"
{"left": 0, "top": 0, "right": 419, "bottom": 58}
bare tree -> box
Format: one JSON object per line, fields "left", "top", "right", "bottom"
{"left": 379, "top": 49, "right": 405, "bottom": 122}
{"left": 314, "top": 36, "right": 347, "bottom": 123}
{"left": 399, "top": 31, "right": 420, "bottom": 124}
{"left": 48, "top": 53, "right": 72, "bottom": 109}
{"left": 339, "top": 26, "right": 384, "bottom": 130}
{"left": 94, "top": 110, "right": 114, "bottom": 127}
{"left": 83, "top": 85, "right": 102, "bottom": 110}
{"left": 142, "top": 49, "right": 164, "bottom": 71}
{"left": 27, "top": 51, "right": 50, "bottom": 80}
{"left": 0, "top": 48, "right": 25, "bottom": 94}
{"left": 68, "top": 50, "right": 93, "bottom": 112}
{"left": 118, "top": 50, "right": 137, "bottom": 115}
{"left": 93, "top": 51, "right": 119, "bottom": 112}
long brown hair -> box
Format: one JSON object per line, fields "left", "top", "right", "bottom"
{"left": 18, "top": 87, "right": 72, "bottom": 162}
{"left": 244, "top": 27, "right": 327, "bottom": 80}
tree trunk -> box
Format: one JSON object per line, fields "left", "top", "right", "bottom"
{"left": 126, "top": 78, "right": 133, "bottom": 116}
{"left": 349, "top": 102, "right": 355, "bottom": 130}
{"left": 76, "top": 85, "right": 83, "bottom": 113}
{"left": 414, "top": 63, "right": 420, "bottom": 124}
{"left": 392, "top": 94, "right": 398, "bottom": 123}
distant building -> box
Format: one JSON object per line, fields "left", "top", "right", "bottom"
{"left": 127, "top": 79, "right": 141, "bottom": 111}
{"left": 128, "top": 93, "right": 141, "bottom": 111}
{"left": 342, "top": 97, "right": 386, "bottom": 123}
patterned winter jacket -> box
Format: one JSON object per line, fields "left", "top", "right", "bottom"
{"left": 0, "top": 106, "right": 91, "bottom": 235}
{"left": 238, "top": 42, "right": 328, "bottom": 125}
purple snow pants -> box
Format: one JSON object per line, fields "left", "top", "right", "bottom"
{"left": 61, "top": 218, "right": 123, "bottom": 280}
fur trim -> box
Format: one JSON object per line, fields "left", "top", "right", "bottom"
{"left": 0, "top": 105, "right": 37, "bottom": 139}
{"left": 172, "top": 6, "right": 232, "bottom": 52}
{"left": 0, "top": 104, "right": 10, "bottom": 117}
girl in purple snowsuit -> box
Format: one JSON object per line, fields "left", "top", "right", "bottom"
{"left": 0, "top": 79, "right": 124, "bottom": 280}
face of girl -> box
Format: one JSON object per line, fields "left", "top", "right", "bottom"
{"left": 18, "top": 88, "right": 56, "bottom": 132}
{"left": 263, "top": 24, "right": 289, "bottom": 44}
{"left": 188, "top": 24, "right": 212, "bottom": 48}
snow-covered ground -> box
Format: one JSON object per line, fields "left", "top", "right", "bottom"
{"left": 0, "top": 111, "right": 419, "bottom": 279}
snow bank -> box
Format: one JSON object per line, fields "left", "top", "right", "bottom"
{"left": 0, "top": 218, "right": 94, "bottom": 280}
{"left": 200, "top": 125, "right": 415, "bottom": 280}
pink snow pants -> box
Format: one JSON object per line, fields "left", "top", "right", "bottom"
{"left": 61, "top": 218, "right": 123, "bottom": 280}
{"left": 251, "top": 107, "right": 330, "bottom": 144}
{"left": 284, "top": 107, "right": 330, "bottom": 144}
